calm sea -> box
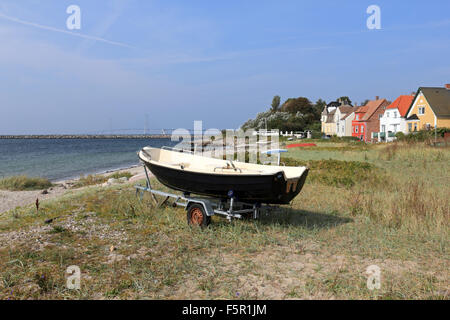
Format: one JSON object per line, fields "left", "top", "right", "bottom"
{"left": 0, "top": 138, "right": 177, "bottom": 181}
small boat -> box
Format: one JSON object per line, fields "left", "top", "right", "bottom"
{"left": 138, "top": 147, "right": 309, "bottom": 204}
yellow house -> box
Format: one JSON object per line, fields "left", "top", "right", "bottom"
{"left": 321, "top": 109, "right": 336, "bottom": 136}
{"left": 405, "top": 85, "right": 450, "bottom": 132}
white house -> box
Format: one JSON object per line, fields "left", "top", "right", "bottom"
{"left": 339, "top": 111, "right": 356, "bottom": 137}
{"left": 335, "top": 105, "right": 355, "bottom": 137}
{"left": 379, "top": 95, "right": 414, "bottom": 142}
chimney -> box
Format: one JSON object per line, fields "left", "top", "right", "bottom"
{"left": 411, "top": 91, "right": 416, "bottom": 96}
{"left": 375, "top": 96, "right": 379, "bottom": 100}
{"left": 354, "top": 102, "right": 358, "bottom": 107}
{"left": 445, "top": 84, "right": 450, "bottom": 90}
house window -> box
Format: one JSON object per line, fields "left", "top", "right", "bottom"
{"left": 414, "top": 123, "right": 418, "bottom": 131}
{"left": 379, "top": 114, "right": 382, "bottom": 119}
{"left": 342, "top": 125, "right": 344, "bottom": 132}
{"left": 408, "top": 123, "right": 412, "bottom": 132}
{"left": 386, "top": 112, "right": 389, "bottom": 118}
{"left": 394, "top": 112, "right": 397, "bottom": 118}
{"left": 382, "top": 125, "right": 386, "bottom": 132}
{"left": 361, "top": 126, "right": 364, "bottom": 133}
{"left": 355, "top": 126, "right": 358, "bottom": 133}
{"left": 418, "top": 107, "right": 425, "bottom": 115}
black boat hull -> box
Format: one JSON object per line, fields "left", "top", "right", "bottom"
{"left": 144, "top": 161, "right": 309, "bottom": 205}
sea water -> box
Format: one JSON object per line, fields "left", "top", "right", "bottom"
{"left": 0, "top": 138, "right": 177, "bottom": 181}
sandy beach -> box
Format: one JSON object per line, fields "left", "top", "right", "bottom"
{"left": 0, "top": 165, "right": 149, "bottom": 214}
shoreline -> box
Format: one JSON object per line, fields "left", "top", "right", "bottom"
{"left": 52, "top": 162, "right": 142, "bottom": 184}
{"left": 0, "top": 164, "right": 149, "bottom": 214}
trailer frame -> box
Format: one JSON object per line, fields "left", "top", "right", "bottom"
{"left": 135, "top": 165, "right": 262, "bottom": 224}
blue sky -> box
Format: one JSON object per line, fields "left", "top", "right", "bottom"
{"left": 0, "top": 0, "right": 449, "bottom": 134}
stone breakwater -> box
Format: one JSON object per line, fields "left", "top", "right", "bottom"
{"left": 0, "top": 135, "right": 171, "bottom": 139}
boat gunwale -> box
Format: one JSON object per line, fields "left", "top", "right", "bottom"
{"left": 138, "top": 148, "right": 307, "bottom": 178}
{"left": 139, "top": 152, "right": 284, "bottom": 178}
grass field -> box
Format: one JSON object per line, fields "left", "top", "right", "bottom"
{"left": 0, "top": 141, "right": 448, "bottom": 299}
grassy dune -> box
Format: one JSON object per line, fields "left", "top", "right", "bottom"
{"left": 0, "top": 176, "right": 53, "bottom": 191}
{"left": 0, "top": 141, "right": 448, "bottom": 299}
{"left": 71, "top": 171, "right": 133, "bottom": 188}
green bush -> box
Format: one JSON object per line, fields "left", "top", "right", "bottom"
{"left": 395, "top": 128, "right": 450, "bottom": 143}
{"left": 329, "top": 136, "right": 359, "bottom": 142}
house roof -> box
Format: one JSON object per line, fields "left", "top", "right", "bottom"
{"left": 325, "top": 109, "right": 336, "bottom": 123}
{"left": 338, "top": 105, "right": 354, "bottom": 114}
{"left": 361, "top": 99, "right": 388, "bottom": 121}
{"left": 406, "top": 114, "right": 419, "bottom": 121}
{"left": 327, "top": 101, "right": 341, "bottom": 108}
{"left": 355, "top": 105, "right": 368, "bottom": 114}
{"left": 341, "top": 111, "right": 355, "bottom": 120}
{"left": 337, "top": 105, "right": 354, "bottom": 120}
{"left": 415, "top": 87, "right": 450, "bottom": 118}
{"left": 387, "top": 95, "right": 415, "bottom": 117}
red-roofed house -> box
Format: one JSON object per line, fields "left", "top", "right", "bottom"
{"left": 378, "top": 94, "right": 415, "bottom": 142}
{"left": 352, "top": 97, "right": 390, "bottom": 142}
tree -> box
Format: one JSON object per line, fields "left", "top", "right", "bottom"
{"left": 241, "top": 96, "right": 322, "bottom": 132}
{"left": 313, "top": 99, "right": 327, "bottom": 118}
{"left": 281, "top": 97, "right": 314, "bottom": 114}
{"left": 337, "top": 96, "right": 352, "bottom": 105}
{"left": 361, "top": 99, "right": 370, "bottom": 106}
{"left": 271, "top": 95, "right": 281, "bottom": 112}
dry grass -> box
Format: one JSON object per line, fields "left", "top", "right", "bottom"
{"left": 71, "top": 172, "right": 133, "bottom": 189}
{"left": 282, "top": 157, "right": 387, "bottom": 188}
{"left": 0, "top": 176, "right": 53, "bottom": 191}
{"left": 0, "top": 141, "right": 448, "bottom": 300}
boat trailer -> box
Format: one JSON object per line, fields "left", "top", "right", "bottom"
{"left": 135, "top": 165, "right": 264, "bottom": 227}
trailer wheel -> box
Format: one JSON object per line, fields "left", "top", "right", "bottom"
{"left": 187, "top": 204, "right": 210, "bottom": 228}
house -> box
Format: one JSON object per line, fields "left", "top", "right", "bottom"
{"left": 335, "top": 105, "right": 355, "bottom": 137}
{"left": 321, "top": 101, "right": 355, "bottom": 137}
{"left": 340, "top": 111, "right": 356, "bottom": 137}
{"left": 352, "top": 97, "right": 390, "bottom": 142}
{"left": 405, "top": 84, "right": 450, "bottom": 132}
{"left": 321, "top": 109, "right": 336, "bottom": 136}
{"left": 321, "top": 101, "right": 339, "bottom": 136}
{"left": 378, "top": 94, "right": 415, "bottom": 142}
{"left": 352, "top": 106, "right": 368, "bottom": 141}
